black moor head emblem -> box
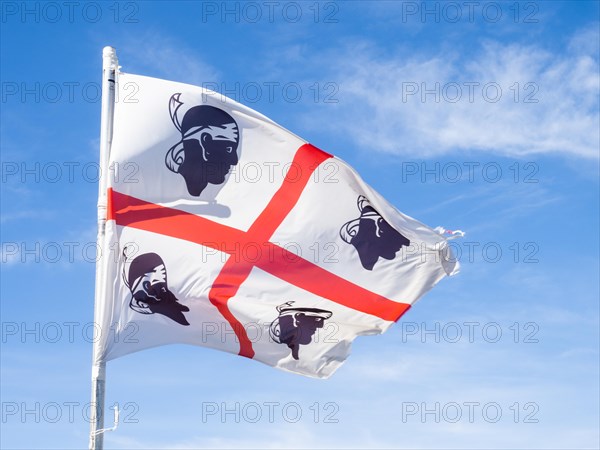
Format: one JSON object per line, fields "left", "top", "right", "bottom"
{"left": 340, "top": 195, "right": 410, "bottom": 270}
{"left": 165, "top": 93, "right": 240, "bottom": 196}
{"left": 269, "top": 302, "right": 332, "bottom": 360}
{"left": 124, "top": 252, "right": 190, "bottom": 326}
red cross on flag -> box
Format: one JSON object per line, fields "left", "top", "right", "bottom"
{"left": 94, "top": 73, "right": 459, "bottom": 378}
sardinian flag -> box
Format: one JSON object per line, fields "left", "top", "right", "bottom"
{"left": 95, "top": 73, "right": 459, "bottom": 378}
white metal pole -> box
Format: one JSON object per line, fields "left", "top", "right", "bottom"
{"left": 89, "top": 46, "right": 118, "bottom": 450}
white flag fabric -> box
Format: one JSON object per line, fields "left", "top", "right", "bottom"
{"left": 94, "top": 72, "right": 459, "bottom": 378}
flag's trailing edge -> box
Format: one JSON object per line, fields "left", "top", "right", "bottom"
{"left": 94, "top": 72, "right": 459, "bottom": 379}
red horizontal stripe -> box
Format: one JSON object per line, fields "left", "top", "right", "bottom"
{"left": 255, "top": 242, "right": 410, "bottom": 322}
{"left": 109, "top": 189, "right": 409, "bottom": 322}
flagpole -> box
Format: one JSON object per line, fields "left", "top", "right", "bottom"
{"left": 89, "top": 46, "right": 118, "bottom": 450}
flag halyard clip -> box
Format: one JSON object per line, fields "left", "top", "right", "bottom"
{"left": 91, "top": 403, "right": 119, "bottom": 436}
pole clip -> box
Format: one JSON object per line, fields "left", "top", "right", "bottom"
{"left": 92, "top": 403, "right": 119, "bottom": 436}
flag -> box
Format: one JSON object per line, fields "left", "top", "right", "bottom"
{"left": 94, "top": 72, "right": 459, "bottom": 378}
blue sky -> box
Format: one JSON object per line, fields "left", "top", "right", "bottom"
{"left": 1, "top": 1, "right": 599, "bottom": 448}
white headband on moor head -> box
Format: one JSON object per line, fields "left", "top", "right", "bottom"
{"left": 340, "top": 196, "right": 384, "bottom": 243}
{"left": 165, "top": 123, "right": 239, "bottom": 173}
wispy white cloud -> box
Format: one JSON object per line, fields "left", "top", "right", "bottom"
{"left": 411, "top": 179, "right": 563, "bottom": 234}
{"left": 111, "top": 32, "right": 220, "bottom": 87}
{"left": 307, "top": 26, "right": 599, "bottom": 160}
